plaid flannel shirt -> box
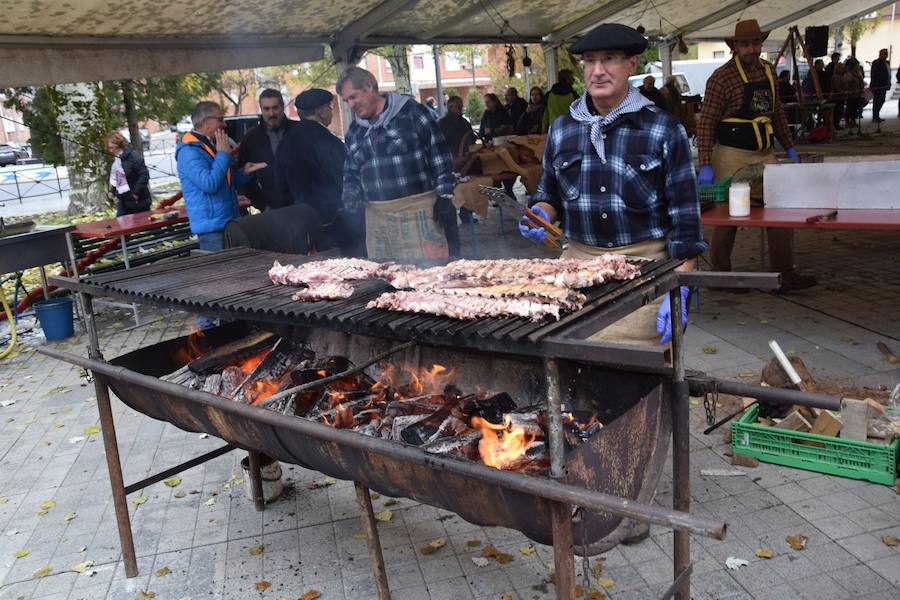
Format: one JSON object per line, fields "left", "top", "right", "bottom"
{"left": 696, "top": 58, "right": 793, "bottom": 165}
{"left": 532, "top": 103, "right": 707, "bottom": 260}
{"left": 342, "top": 99, "right": 455, "bottom": 206}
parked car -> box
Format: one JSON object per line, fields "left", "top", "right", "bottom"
{"left": 118, "top": 127, "right": 151, "bottom": 151}
{"left": 0, "top": 144, "right": 18, "bottom": 167}
{"left": 629, "top": 72, "right": 692, "bottom": 95}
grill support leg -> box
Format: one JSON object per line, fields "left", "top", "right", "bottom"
{"left": 669, "top": 288, "right": 691, "bottom": 600}
{"left": 247, "top": 451, "right": 265, "bottom": 511}
{"left": 83, "top": 293, "right": 138, "bottom": 578}
{"left": 544, "top": 358, "right": 576, "bottom": 599}
{"left": 354, "top": 483, "right": 391, "bottom": 599}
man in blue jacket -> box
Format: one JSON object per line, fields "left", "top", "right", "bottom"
{"left": 176, "top": 101, "right": 267, "bottom": 251}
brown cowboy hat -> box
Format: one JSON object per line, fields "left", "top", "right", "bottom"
{"left": 724, "top": 19, "right": 770, "bottom": 46}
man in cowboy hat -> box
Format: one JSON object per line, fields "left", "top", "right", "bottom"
{"left": 697, "top": 20, "right": 817, "bottom": 293}
{"left": 521, "top": 23, "right": 707, "bottom": 348}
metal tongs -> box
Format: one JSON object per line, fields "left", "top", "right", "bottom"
{"left": 477, "top": 185, "right": 565, "bottom": 249}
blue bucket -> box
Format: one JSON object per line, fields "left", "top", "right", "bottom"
{"left": 34, "top": 296, "right": 75, "bottom": 341}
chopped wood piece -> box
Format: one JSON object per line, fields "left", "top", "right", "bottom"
{"left": 864, "top": 398, "right": 885, "bottom": 418}
{"left": 731, "top": 453, "right": 759, "bottom": 468}
{"left": 840, "top": 398, "right": 868, "bottom": 441}
{"left": 809, "top": 411, "right": 842, "bottom": 438}
{"left": 774, "top": 411, "right": 812, "bottom": 432}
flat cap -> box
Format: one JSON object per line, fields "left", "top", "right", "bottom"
{"left": 570, "top": 23, "right": 648, "bottom": 55}
{"left": 295, "top": 88, "right": 334, "bottom": 111}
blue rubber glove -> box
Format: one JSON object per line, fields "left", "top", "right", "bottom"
{"left": 518, "top": 205, "right": 550, "bottom": 244}
{"left": 786, "top": 147, "right": 800, "bottom": 163}
{"left": 698, "top": 165, "right": 715, "bottom": 186}
{"left": 656, "top": 287, "right": 690, "bottom": 345}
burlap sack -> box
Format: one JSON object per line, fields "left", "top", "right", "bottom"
{"left": 365, "top": 190, "right": 449, "bottom": 259}
{"left": 451, "top": 176, "right": 494, "bottom": 217}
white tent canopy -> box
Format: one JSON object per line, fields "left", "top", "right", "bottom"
{"left": 0, "top": 0, "right": 892, "bottom": 86}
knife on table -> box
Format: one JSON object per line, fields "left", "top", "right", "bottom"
{"left": 805, "top": 210, "right": 838, "bottom": 224}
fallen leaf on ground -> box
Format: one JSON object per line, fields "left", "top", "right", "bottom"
{"left": 725, "top": 557, "right": 749, "bottom": 570}
{"left": 419, "top": 537, "right": 448, "bottom": 555}
{"left": 0, "top": 399, "right": 15, "bottom": 407}
{"left": 205, "top": 497, "right": 216, "bottom": 506}
{"left": 73, "top": 560, "right": 94, "bottom": 573}
{"left": 597, "top": 577, "right": 615, "bottom": 589}
{"left": 154, "top": 566, "right": 170, "bottom": 577}
{"left": 36, "top": 510, "right": 48, "bottom": 516}
{"left": 370, "top": 492, "right": 381, "bottom": 500}
{"left": 254, "top": 581, "right": 271, "bottom": 591}
{"left": 592, "top": 559, "right": 603, "bottom": 578}
{"left": 465, "top": 539, "right": 482, "bottom": 548}
{"left": 133, "top": 496, "right": 148, "bottom": 506}
{"left": 373, "top": 509, "right": 392, "bottom": 522}
{"left": 83, "top": 425, "right": 100, "bottom": 435}
{"left": 494, "top": 553, "right": 515, "bottom": 565}
{"left": 589, "top": 590, "right": 605, "bottom": 599}
{"left": 300, "top": 590, "right": 321, "bottom": 600}
{"left": 54, "top": 423, "right": 66, "bottom": 429}
{"left": 39, "top": 500, "right": 56, "bottom": 510}
{"left": 785, "top": 534, "right": 808, "bottom": 551}
{"left": 702, "top": 345, "right": 718, "bottom": 354}
{"left": 759, "top": 319, "right": 769, "bottom": 325}
{"left": 77, "top": 546, "right": 86, "bottom": 553}
{"left": 755, "top": 548, "right": 774, "bottom": 559}
{"left": 383, "top": 498, "right": 400, "bottom": 506}
{"left": 32, "top": 566, "right": 52, "bottom": 578}
{"left": 173, "top": 491, "right": 186, "bottom": 499}
{"left": 352, "top": 532, "right": 366, "bottom": 540}
{"left": 309, "top": 477, "right": 337, "bottom": 489}
{"left": 882, "top": 535, "right": 900, "bottom": 547}
{"left": 519, "top": 545, "right": 535, "bottom": 555}
{"left": 0, "top": 498, "right": 6, "bottom": 504}
{"left": 63, "top": 512, "right": 77, "bottom": 522}
{"left": 501, "top": 594, "right": 513, "bottom": 600}
{"left": 163, "top": 478, "right": 181, "bottom": 488}
{"left": 135, "top": 592, "right": 156, "bottom": 600}
{"left": 68, "top": 436, "right": 85, "bottom": 444}
{"left": 248, "top": 544, "right": 264, "bottom": 556}
{"left": 471, "top": 556, "right": 490, "bottom": 567}
{"left": 14, "top": 548, "right": 31, "bottom": 558}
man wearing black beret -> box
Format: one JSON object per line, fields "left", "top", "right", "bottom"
{"left": 274, "top": 88, "right": 353, "bottom": 253}
{"left": 521, "top": 23, "right": 707, "bottom": 348}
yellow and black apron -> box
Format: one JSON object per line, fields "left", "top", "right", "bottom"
{"left": 716, "top": 57, "right": 776, "bottom": 152}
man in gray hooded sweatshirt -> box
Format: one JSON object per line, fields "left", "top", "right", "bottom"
{"left": 338, "top": 66, "right": 458, "bottom": 258}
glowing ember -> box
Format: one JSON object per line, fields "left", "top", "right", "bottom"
{"left": 471, "top": 415, "right": 536, "bottom": 470}
{"left": 171, "top": 329, "right": 211, "bottom": 365}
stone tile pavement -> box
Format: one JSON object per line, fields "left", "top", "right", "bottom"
{"left": 0, "top": 216, "right": 897, "bottom": 600}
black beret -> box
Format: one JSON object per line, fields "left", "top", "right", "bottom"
{"left": 570, "top": 23, "right": 648, "bottom": 55}
{"left": 295, "top": 88, "right": 334, "bottom": 111}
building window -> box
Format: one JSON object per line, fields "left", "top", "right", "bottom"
{"left": 713, "top": 51, "right": 725, "bottom": 59}
{"left": 413, "top": 55, "right": 424, "bottom": 69}
{"left": 444, "top": 53, "right": 461, "bottom": 70}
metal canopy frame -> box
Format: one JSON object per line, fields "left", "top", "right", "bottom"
{"left": 0, "top": 0, "right": 893, "bottom": 86}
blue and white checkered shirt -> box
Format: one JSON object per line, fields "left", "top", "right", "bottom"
{"left": 532, "top": 93, "right": 708, "bottom": 260}
{"left": 342, "top": 97, "right": 455, "bottom": 206}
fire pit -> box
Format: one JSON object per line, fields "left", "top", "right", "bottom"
{"left": 44, "top": 248, "right": 778, "bottom": 600}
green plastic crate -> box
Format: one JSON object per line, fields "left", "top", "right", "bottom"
{"left": 732, "top": 405, "right": 899, "bottom": 486}
{"left": 698, "top": 176, "right": 733, "bottom": 203}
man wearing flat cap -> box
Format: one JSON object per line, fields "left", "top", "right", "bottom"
{"left": 522, "top": 23, "right": 707, "bottom": 349}
{"left": 238, "top": 89, "right": 297, "bottom": 211}
{"left": 697, "top": 20, "right": 816, "bottom": 293}
{"left": 274, "top": 88, "right": 352, "bottom": 252}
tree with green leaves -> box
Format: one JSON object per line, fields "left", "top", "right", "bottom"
{"left": 465, "top": 92, "right": 485, "bottom": 123}
{"left": 371, "top": 46, "right": 412, "bottom": 94}
{"left": 844, "top": 17, "right": 880, "bottom": 58}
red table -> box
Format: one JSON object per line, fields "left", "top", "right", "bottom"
{"left": 701, "top": 204, "right": 900, "bottom": 230}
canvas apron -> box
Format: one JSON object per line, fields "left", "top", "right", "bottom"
{"left": 364, "top": 190, "right": 449, "bottom": 260}
{"left": 563, "top": 237, "right": 668, "bottom": 347}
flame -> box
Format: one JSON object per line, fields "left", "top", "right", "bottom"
{"left": 471, "top": 415, "right": 535, "bottom": 470}
{"left": 371, "top": 362, "right": 456, "bottom": 396}
{"left": 172, "top": 329, "right": 211, "bottom": 365}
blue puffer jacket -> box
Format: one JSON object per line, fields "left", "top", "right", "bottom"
{"left": 175, "top": 134, "right": 251, "bottom": 234}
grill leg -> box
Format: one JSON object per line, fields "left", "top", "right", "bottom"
{"left": 82, "top": 293, "right": 138, "bottom": 578}
{"left": 670, "top": 289, "right": 691, "bottom": 600}
{"left": 354, "top": 483, "right": 391, "bottom": 599}
{"left": 247, "top": 451, "right": 265, "bottom": 512}
{"left": 551, "top": 501, "right": 576, "bottom": 599}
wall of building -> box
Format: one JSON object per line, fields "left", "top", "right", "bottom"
{"left": 0, "top": 100, "right": 30, "bottom": 145}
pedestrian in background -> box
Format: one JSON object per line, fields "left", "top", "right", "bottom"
{"left": 105, "top": 131, "right": 151, "bottom": 216}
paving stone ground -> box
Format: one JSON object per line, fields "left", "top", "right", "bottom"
{"left": 0, "top": 209, "right": 897, "bottom": 600}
